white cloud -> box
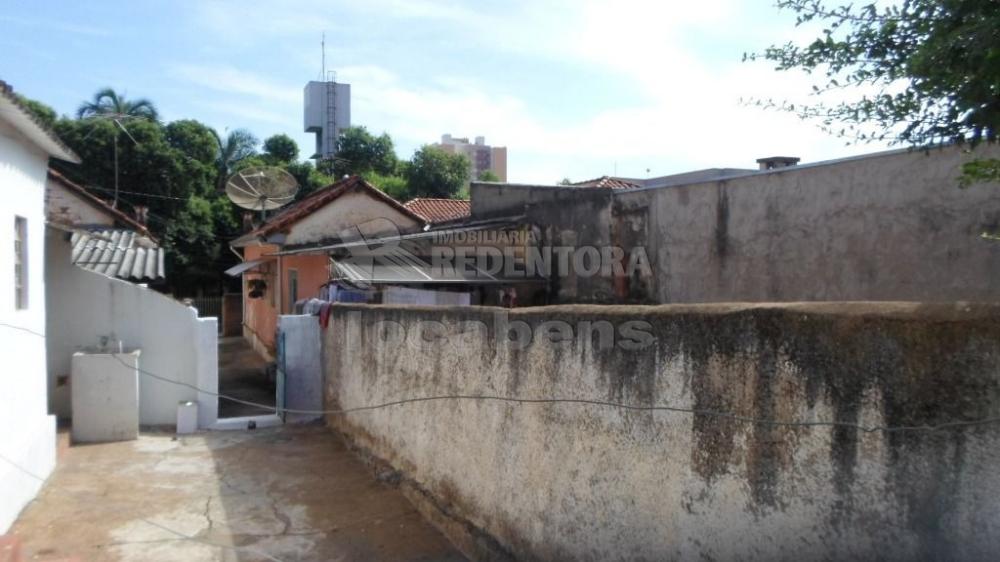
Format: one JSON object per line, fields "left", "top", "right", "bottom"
{"left": 177, "top": 0, "right": 893, "bottom": 182}
{"left": 169, "top": 63, "right": 300, "bottom": 104}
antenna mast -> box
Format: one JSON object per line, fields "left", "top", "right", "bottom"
{"left": 321, "top": 33, "right": 326, "bottom": 80}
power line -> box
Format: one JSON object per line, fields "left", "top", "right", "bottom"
{"left": 4, "top": 321, "right": 999, "bottom": 434}
{"left": 84, "top": 184, "right": 193, "bottom": 201}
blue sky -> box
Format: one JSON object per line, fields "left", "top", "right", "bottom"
{"left": 1, "top": 0, "right": 891, "bottom": 183}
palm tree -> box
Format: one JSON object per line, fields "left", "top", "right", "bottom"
{"left": 77, "top": 87, "right": 158, "bottom": 120}
{"left": 77, "top": 88, "right": 158, "bottom": 208}
{"left": 212, "top": 128, "right": 258, "bottom": 191}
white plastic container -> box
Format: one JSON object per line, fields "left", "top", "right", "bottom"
{"left": 176, "top": 401, "right": 199, "bottom": 434}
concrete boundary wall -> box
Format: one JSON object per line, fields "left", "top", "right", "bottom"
{"left": 46, "top": 229, "right": 219, "bottom": 427}
{"left": 322, "top": 303, "right": 1000, "bottom": 561}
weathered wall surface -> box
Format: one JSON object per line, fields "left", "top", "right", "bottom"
{"left": 471, "top": 183, "right": 616, "bottom": 303}
{"left": 614, "top": 145, "right": 1000, "bottom": 302}
{"left": 323, "top": 303, "right": 1000, "bottom": 561}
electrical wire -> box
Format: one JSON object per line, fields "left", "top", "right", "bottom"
{"left": 4, "top": 321, "right": 1000, "bottom": 434}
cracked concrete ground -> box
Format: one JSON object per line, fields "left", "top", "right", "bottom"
{"left": 10, "top": 424, "right": 465, "bottom": 561}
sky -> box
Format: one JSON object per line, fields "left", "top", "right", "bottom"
{"left": 1, "top": 0, "right": 893, "bottom": 184}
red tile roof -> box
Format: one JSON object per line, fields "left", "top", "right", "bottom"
{"left": 569, "top": 176, "right": 642, "bottom": 190}
{"left": 403, "top": 198, "right": 471, "bottom": 224}
{"left": 244, "top": 175, "right": 424, "bottom": 239}
{"left": 47, "top": 169, "right": 155, "bottom": 240}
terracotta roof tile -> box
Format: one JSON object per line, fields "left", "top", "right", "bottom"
{"left": 403, "top": 198, "right": 471, "bottom": 224}
{"left": 569, "top": 176, "right": 642, "bottom": 190}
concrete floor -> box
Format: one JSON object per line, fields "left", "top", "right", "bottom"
{"left": 218, "top": 337, "right": 276, "bottom": 419}
{"left": 10, "top": 425, "right": 464, "bottom": 562}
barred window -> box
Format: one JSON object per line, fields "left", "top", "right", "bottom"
{"left": 14, "top": 216, "right": 27, "bottom": 310}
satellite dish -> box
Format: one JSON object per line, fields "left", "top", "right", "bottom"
{"left": 225, "top": 166, "right": 299, "bottom": 220}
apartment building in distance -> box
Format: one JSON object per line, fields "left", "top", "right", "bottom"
{"left": 436, "top": 134, "right": 507, "bottom": 182}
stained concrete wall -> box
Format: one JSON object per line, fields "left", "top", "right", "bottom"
{"left": 615, "top": 145, "right": 1000, "bottom": 302}
{"left": 45, "top": 229, "right": 218, "bottom": 427}
{"left": 322, "top": 303, "right": 1000, "bottom": 561}
{"left": 473, "top": 146, "right": 1000, "bottom": 304}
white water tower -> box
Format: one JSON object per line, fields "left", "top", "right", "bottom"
{"left": 304, "top": 74, "right": 350, "bottom": 160}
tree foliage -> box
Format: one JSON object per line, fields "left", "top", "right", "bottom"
{"left": 15, "top": 94, "right": 57, "bottom": 128}
{"left": 77, "top": 87, "right": 158, "bottom": 121}
{"left": 286, "top": 160, "right": 333, "bottom": 199}
{"left": 477, "top": 169, "right": 501, "bottom": 182}
{"left": 405, "top": 145, "right": 470, "bottom": 198}
{"left": 334, "top": 126, "right": 398, "bottom": 177}
{"left": 212, "top": 128, "right": 258, "bottom": 191}
{"left": 263, "top": 133, "right": 299, "bottom": 163}
{"left": 751, "top": 0, "right": 1000, "bottom": 182}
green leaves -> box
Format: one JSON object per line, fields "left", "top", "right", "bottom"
{"left": 333, "top": 126, "right": 399, "bottom": 177}
{"left": 405, "top": 145, "right": 470, "bottom": 199}
{"left": 262, "top": 133, "right": 299, "bottom": 163}
{"left": 757, "top": 0, "right": 1000, "bottom": 148}
{"left": 77, "top": 87, "right": 159, "bottom": 121}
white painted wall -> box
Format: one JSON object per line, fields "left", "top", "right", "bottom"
{"left": 45, "top": 229, "right": 218, "bottom": 427}
{"left": 0, "top": 120, "right": 57, "bottom": 532}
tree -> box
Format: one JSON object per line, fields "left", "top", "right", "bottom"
{"left": 405, "top": 145, "right": 470, "bottom": 198}
{"left": 334, "top": 126, "right": 398, "bottom": 177}
{"left": 211, "top": 128, "right": 258, "bottom": 191}
{"left": 286, "top": 160, "right": 333, "bottom": 199}
{"left": 362, "top": 170, "right": 409, "bottom": 200}
{"left": 77, "top": 87, "right": 158, "bottom": 121}
{"left": 263, "top": 133, "right": 299, "bottom": 163}
{"left": 477, "top": 169, "right": 501, "bottom": 182}
{"left": 751, "top": 0, "right": 1000, "bottom": 183}
{"left": 15, "top": 95, "right": 57, "bottom": 128}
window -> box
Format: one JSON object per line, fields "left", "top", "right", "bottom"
{"left": 14, "top": 216, "right": 27, "bottom": 309}
{"left": 288, "top": 269, "right": 299, "bottom": 308}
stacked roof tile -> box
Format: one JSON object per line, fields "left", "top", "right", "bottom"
{"left": 71, "top": 229, "right": 165, "bottom": 281}
{"left": 403, "top": 198, "right": 472, "bottom": 224}
{"left": 569, "top": 176, "right": 642, "bottom": 190}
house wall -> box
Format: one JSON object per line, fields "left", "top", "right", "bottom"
{"left": 615, "top": 145, "right": 1000, "bottom": 303}
{"left": 284, "top": 190, "right": 420, "bottom": 246}
{"left": 45, "top": 176, "right": 115, "bottom": 228}
{"left": 45, "top": 228, "right": 218, "bottom": 427}
{"left": 241, "top": 244, "right": 328, "bottom": 357}
{"left": 0, "top": 119, "right": 57, "bottom": 532}
{"left": 322, "top": 303, "right": 1000, "bottom": 561}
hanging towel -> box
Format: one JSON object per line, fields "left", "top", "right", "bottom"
{"left": 319, "top": 302, "right": 333, "bottom": 329}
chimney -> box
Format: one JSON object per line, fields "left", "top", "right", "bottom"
{"left": 242, "top": 212, "right": 254, "bottom": 232}
{"left": 756, "top": 156, "right": 800, "bottom": 170}
{"left": 133, "top": 205, "right": 149, "bottom": 226}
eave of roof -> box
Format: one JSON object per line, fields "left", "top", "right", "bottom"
{"left": 0, "top": 80, "right": 80, "bottom": 163}
{"left": 232, "top": 175, "right": 425, "bottom": 246}
{"left": 47, "top": 169, "right": 156, "bottom": 241}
